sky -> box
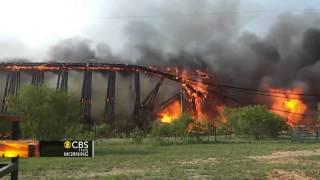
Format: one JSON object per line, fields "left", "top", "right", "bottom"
{"left": 0, "top": 0, "right": 319, "bottom": 60}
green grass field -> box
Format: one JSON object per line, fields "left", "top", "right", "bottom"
{"left": 1, "top": 138, "right": 320, "bottom": 179}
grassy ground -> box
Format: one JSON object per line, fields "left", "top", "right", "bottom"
{"left": 1, "top": 137, "right": 320, "bottom": 179}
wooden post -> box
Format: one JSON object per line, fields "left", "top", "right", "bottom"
{"left": 132, "top": 71, "right": 141, "bottom": 128}
{"left": 56, "top": 70, "right": 68, "bottom": 92}
{"left": 0, "top": 115, "right": 21, "bottom": 180}
{"left": 180, "top": 91, "right": 184, "bottom": 115}
{"left": 31, "top": 71, "right": 44, "bottom": 88}
{"left": 105, "top": 71, "right": 116, "bottom": 124}
{"left": 81, "top": 70, "right": 93, "bottom": 125}
{"left": 1, "top": 72, "right": 20, "bottom": 113}
{"left": 11, "top": 120, "right": 19, "bottom": 180}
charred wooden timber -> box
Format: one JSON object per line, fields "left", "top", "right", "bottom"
{"left": 56, "top": 70, "right": 68, "bottom": 92}
{"left": 104, "top": 71, "right": 116, "bottom": 124}
{"left": 132, "top": 71, "right": 141, "bottom": 128}
{"left": 1, "top": 71, "right": 20, "bottom": 113}
{"left": 0, "top": 63, "right": 208, "bottom": 85}
{"left": 31, "top": 71, "right": 44, "bottom": 87}
{"left": 81, "top": 70, "right": 93, "bottom": 125}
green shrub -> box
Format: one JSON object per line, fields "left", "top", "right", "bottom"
{"left": 96, "top": 123, "right": 112, "bottom": 138}
{"left": 8, "top": 85, "right": 82, "bottom": 140}
{"left": 66, "top": 124, "right": 95, "bottom": 140}
{"left": 130, "top": 128, "right": 144, "bottom": 144}
{"left": 223, "top": 105, "right": 287, "bottom": 139}
{"left": 151, "top": 122, "right": 171, "bottom": 137}
{"left": 171, "top": 114, "right": 193, "bottom": 137}
{"left": 216, "top": 122, "right": 234, "bottom": 138}
{"left": 151, "top": 114, "right": 192, "bottom": 137}
{"left": 150, "top": 114, "right": 194, "bottom": 144}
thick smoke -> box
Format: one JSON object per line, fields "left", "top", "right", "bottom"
{"left": 90, "top": 1, "right": 319, "bottom": 96}
{"left": 121, "top": 9, "right": 320, "bottom": 96}
{"left": 49, "top": 38, "right": 95, "bottom": 62}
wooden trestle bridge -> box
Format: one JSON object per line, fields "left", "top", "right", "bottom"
{"left": 0, "top": 62, "right": 209, "bottom": 128}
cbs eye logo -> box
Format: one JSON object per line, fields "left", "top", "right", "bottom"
{"left": 64, "top": 141, "right": 72, "bottom": 149}
{"left": 64, "top": 140, "right": 89, "bottom": 149}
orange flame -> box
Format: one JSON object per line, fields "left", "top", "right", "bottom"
{"left": 157, "top": 68, "right": 210, "bottom": 130}
{"left": 158, "top": 100, "right": 182, "bottom": 123}
{"left": 216, "top": 105, "right": 227, "bottom": 123}
{"left": 269, "top": 87, "right": 307, "bottom": 127}
{"left": 180, "top": 70, "right": 208, "bottom": 121}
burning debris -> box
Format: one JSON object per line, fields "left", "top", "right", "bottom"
{"left": 157, "top": 68, "right": 210, "bottom": 124}
{"left": 181, "top": 70, "right": 208, "bottom": 121}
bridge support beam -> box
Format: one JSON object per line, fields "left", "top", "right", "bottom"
{"left": 132, "top": 71, "right": 141, "bottom": 128}
{"left": 56, "top": 70, "right": 68, "bottom": 92}
{"left": 105, "top": 71, "right": 116, "bottom": 124}
{"left": 141, "top": 78, "right": 163, "bottom": 112}
{"left": 31, "top": 71, "right": 44, "bottom": 87}
{"left": 1, "top": 71, "right": 20, "bottom": 113}
{"left": 81, "top": 70, "right": 93, "bottom": 125}
{"left": 180, "top": 91, "right": 185, "bottom": 114}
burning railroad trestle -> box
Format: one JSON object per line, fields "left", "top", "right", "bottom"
{"left": 0, "top": 62, "right": 316, "bottom": 129}
{"left": 0, "top": 62, "right": 210, "bottom": 128}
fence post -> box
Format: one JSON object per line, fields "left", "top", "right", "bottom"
{"left": 0, "top": 115, "right": 21, "bottom": 180}
{"left": 10, "top": 119, "right": 20, "bottom": 180}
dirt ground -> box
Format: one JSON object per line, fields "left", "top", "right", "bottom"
{"left": 251, "top": 149, "right": 320, "bottom": 180}
{"left": 267, "top": 169, "right": 314, "bottom": 180}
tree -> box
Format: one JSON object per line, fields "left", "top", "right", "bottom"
{"left": 8, "top": 86, "right": 82, "bottom": 140}
{"left": 223, "top": 105, "right": 287, "bottom": 139}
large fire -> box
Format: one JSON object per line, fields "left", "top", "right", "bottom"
{"left": 157, "top": 69, "right": 209, "bottom": 124}
{"left": 158, "top": 67, "right": 312, "bottom": 128}
{"left": 269, "top": 87, "right": 307, "bottom": 127}
{"left": 158, "top": 100, "right": 182, "bottom": 123}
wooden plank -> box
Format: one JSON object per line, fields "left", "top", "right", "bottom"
{"left": 0, "top": 163, "right": 16, "bottom": 178}
{"left": 0, "top": 132, "right": 11, "bottom": 139}
{"left": 0, "top": 115, "right": 20, "bottom": 122}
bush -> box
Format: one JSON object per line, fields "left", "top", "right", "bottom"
{"left": 151, "top": 114, "right": 192, "bottom": 137}
{"left": 170, "top": 114, "right": 193, "bottom": 137}
{"left": 188, "top": 120, "right": 215, "bottom": 143}
{"left": 150, "top": 122, "right": 171, "bottom": 137}
{"left": 223, "top": 105, "right": 287, "bottom": 139}
{"left": 8, "top": 85, "right": 83, "bottom": 140}
{"left": 130, "top": 128, "right": 145, "bottom": 144}
{"left": 216, "top": 117, "right": 234, "bottom": 138}
{"left": 96, "top": 123, "right": 112, "bottom": 138}
{"left": 66, "top": 124, "right": 95, "bottom": 140}
{"left": 150, "top": 114, "right": 193, "bottom": 144}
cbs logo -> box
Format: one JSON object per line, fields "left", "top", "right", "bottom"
{"left": 64, "top": 141, "right": 89, "bottom": 149}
